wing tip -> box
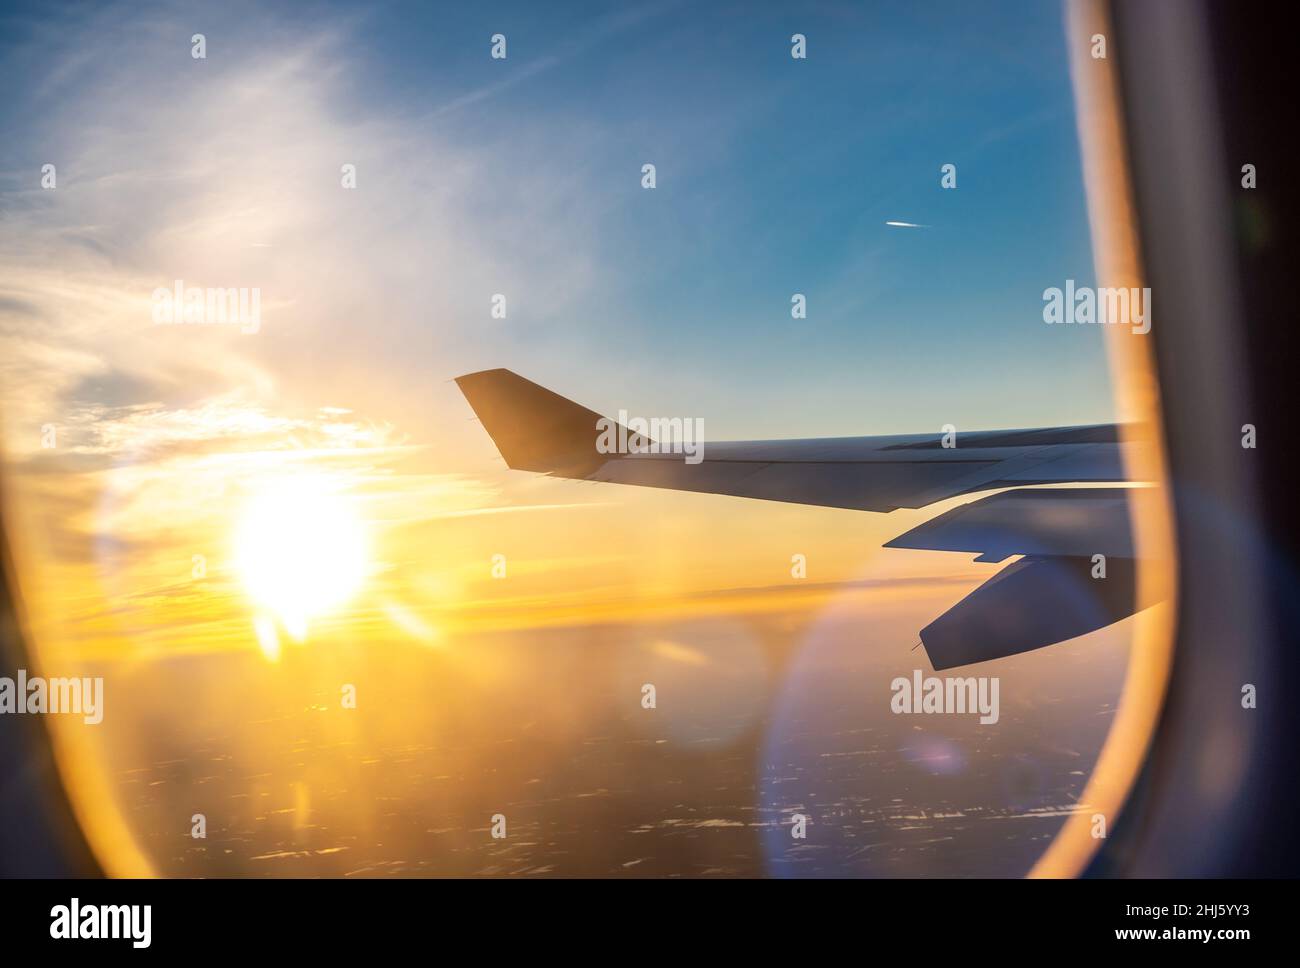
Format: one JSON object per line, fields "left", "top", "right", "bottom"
{"left": 453, "top": 368, "right": 609, "bottom": 476}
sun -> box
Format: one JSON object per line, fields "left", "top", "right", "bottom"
{"left": 233, "top": 474, "right": 370, "bottom": 643}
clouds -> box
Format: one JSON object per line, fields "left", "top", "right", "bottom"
{"left": 0, "top": 0, "right": 622, "bottom": 458}
{"left": 0, "top": 7, "right": 487, "bottom": 650}
{"left": 0, "top": 3, "right": 641, "bottom": 643}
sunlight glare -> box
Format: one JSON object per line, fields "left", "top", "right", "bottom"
{"left": 234, "top": 476, "right": 370, "bottom": 642}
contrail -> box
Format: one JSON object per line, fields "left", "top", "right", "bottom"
{"left": 885, "top": 220, "right": 929, "bottom": 228}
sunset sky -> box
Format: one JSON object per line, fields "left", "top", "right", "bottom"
{"left": 0, "top": 0, "right": 1111, "bottom": 661}
{"left": 0, "top": 0, "right": 1130, "bottom": 877}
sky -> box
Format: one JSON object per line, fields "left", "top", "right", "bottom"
{"left": 0, "top": 0, "right": 1111, "bottom": 642}
{"left": 0, "top": 0, "right": 1131, "bottom": 876}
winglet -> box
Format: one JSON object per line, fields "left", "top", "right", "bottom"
{"left": 454, "top": 368, "right": 618, "bottom": 476}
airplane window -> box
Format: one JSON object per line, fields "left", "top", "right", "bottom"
{"left": 0, "top": 0, "right": 1173, "bottom": 877}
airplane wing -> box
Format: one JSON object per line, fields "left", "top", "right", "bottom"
{"left": 454, "top": 368, "right": 1142, "bottom": 513}
{"left": 454, "top": 368, "right": 1159, "bottom": 669}
{"left": 883, "top": 486, "right": 1160, "bottom": 668}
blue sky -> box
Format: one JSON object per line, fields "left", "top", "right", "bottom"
{"left": 415, "top": 0, "right": 1098, "bottom": 435}
{"left": 355, "top": 0, "right": 1111, "bottom": 435}
{"left": 0, "top": 0, "right": 1109, "bottom": 450}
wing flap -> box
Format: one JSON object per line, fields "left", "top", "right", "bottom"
{"left": 884, "top": 487, "right": 1138, "bottom": 562}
